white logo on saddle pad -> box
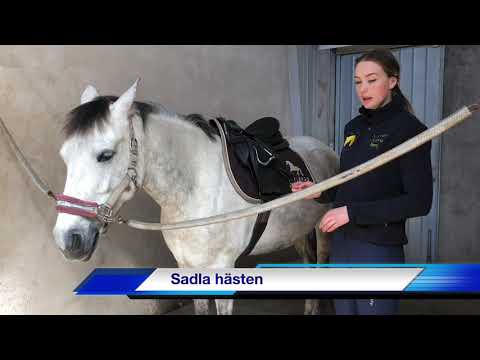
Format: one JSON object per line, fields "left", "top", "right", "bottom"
{"left": 286, "top": 160, "right": 308, "bottom": 183}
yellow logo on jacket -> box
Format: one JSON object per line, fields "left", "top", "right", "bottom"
{"left": 344, "top": 135, "right": 356, "bottom": 147}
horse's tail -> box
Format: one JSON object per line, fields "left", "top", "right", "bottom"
{"left": 305, "top": 227, "right": 331, "bottom": 265}
{"left": 305, "top": 229, "right": 317, "bottom": 264}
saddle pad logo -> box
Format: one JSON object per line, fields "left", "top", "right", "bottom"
{"left": 344, "top": 135, "right": 356, "bottom": 147}
{"left": 285, "top": 160, "right": 308, "bottom": 183}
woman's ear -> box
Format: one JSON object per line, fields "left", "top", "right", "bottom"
{"left": 389, "top": 76, "right": 399, "bottom": 90}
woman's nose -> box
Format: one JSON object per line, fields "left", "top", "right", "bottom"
{"left": 358, "top": 83, "right": 368, "bottom": 94}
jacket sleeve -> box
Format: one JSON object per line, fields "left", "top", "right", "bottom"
{"left": 346, "top": 121, "right": 433, "bottom": 225}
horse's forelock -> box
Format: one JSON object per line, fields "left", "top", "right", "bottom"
{"left": 63, "top": 96, "right": 158, "bottom": 140}
{"left": 63, "top": 96, "right": 114, "bottom": 139}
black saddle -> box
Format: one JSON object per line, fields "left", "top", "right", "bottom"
{"left": 211, "top": 116, "right": 313, "bottom": 202}
{"left": 210, "top": 116, "right": 316, "bottom": 259}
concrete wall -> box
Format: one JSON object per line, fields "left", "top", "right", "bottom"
{"left": 438, "top": 45, "right": 480, "bottom": 262}
{"left": 0, "top": 45, "right": 291, "bottom": 314}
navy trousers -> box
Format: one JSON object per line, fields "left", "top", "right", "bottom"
{"left": 330, "top": 228, "right": 405, "bottom": 315}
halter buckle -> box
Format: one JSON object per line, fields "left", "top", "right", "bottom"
{"left": 130, "top": 137, "right": 138, "bottom": 155}
{"left": 97, "top": 204, "right": 114, "bottom": 223}
{"left": 127, "top": 167, "right": 138, "bottom": 188}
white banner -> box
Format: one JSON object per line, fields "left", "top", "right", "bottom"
{"left": 136, "top": 268, "right": 423, "bottom": 292}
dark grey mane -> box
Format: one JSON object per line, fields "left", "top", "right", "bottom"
{"left": 183, "top": 113, "right": 219, "bottom": 141}
{"left": 63, "top": 96, "right": 219, "bottom": 142}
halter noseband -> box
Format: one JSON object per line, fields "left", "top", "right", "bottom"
{"left": 55, "top": 120, "right": 140, "bottom": 233}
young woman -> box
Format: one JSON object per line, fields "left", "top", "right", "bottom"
{"left": 292, "top": 49, "right": 433, "bottom": 315}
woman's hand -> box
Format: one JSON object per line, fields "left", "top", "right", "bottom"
{"left": 319, "top": 206, "right": 350, "bottom": 233}
{"left": 291, "top": 181, "right": 322, "bottom": 200}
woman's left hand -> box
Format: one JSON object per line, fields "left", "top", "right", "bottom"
{"left": 319, "top": 206, "right": 350, "bottom": 233}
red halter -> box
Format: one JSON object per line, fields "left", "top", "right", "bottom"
{"left": 55, "top": 194, "right": 99, "bottom": 219}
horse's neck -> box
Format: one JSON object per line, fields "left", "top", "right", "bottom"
{"left": 141, "top": 112, "right": 223, "bottom": 216}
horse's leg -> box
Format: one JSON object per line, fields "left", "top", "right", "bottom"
{"left": 176, "top": 261, "right": 210, "bottom": 315}
{"left": 213, "top": 259, "right": 236, "bottom": 315}
{"left": 214, "top": 299, "right": 234, "bottom": 315}
{"left": 305, "top": 299, "right": 320, "bottom": 315}
{"left": 295, "top": 230, "right": 320, "bottom": 315}
{"left": 315, "top": 227, "right": 335, "bottom": 315}
{"left": 194, "top": 299, "right": 210, "bottom": 315}
{"left": 316, "top": 226, "right": 330, "bottom": 264}
{"left": 294, "top": 227, "right": 335, "bottom": 315}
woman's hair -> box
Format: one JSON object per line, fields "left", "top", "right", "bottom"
{"left": 355, "top": 49, "right": 415, "bottom": 115}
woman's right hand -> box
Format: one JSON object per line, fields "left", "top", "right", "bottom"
{"left": 291, "top": 181, "right": 322, "bottom": 200}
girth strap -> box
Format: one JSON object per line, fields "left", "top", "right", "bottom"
{"left": 238, "top": 211, "right": 271, "bottom": 260}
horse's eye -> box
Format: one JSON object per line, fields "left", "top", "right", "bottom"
{"left": 97, "top": 150, "right": 115, "bottom": 163}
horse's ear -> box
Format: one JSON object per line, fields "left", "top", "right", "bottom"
{"left": 80, "top": 85, "right": 99, "bottom": 104}
{"left": 110, "top": 78, "right": 140, "bottom": 117}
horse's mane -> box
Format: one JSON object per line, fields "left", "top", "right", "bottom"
{"left": 183, "top": 113, "right": 219, "bottom": 141}
{"left": 63, "top": 96, "right": 219, "bottom": 142}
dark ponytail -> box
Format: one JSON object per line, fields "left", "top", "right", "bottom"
{"left": 355, "top": 49, "right": 415, "bottom": 115}
{"left": 392, "top": 84, "right": 415, "bottom": 115}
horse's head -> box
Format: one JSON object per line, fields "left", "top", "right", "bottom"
{"left": 53, "top": 80, "right": 143, "bottom": 261}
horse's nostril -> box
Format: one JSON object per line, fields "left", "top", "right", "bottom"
{"left": 92, "top": 231, "right": 99, "bottom": 247}
{"left": 71, "top": 233, "right": 82, "bottom": 251}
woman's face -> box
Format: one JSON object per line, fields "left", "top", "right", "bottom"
{"left": 355, "top": 60, "right": 398, "bottom": 109}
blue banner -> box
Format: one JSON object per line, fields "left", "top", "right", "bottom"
{"left": 74, "top": 264, "right": 480, "bottom": 298}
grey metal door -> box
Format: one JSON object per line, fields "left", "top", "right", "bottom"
{"left": 334, "top": 45, "right": 445, "bottom": 263}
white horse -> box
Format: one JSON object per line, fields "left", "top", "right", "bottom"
{"left": 52, "top": 80, "right": 339, "bottom": 315}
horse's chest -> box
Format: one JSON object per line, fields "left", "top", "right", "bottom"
{"left": 162, "top": 224, "right": 251, "bottom": 267}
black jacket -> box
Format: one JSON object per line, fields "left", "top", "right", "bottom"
{"left": 317, "top": 94, "right": 433, "bottom": 246}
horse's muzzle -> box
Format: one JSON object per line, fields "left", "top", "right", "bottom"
{"left": 61, "top": 225, "right": 99, "bottom": 261}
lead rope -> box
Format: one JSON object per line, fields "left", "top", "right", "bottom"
{"left": 1, "top": 103, "right": 479, "bottom": 232}
{"left": 0, "top": 116, "right": 57, "bottom": 201}
{"left": 124, "top": 104, "right": 480, "bottom": 231}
